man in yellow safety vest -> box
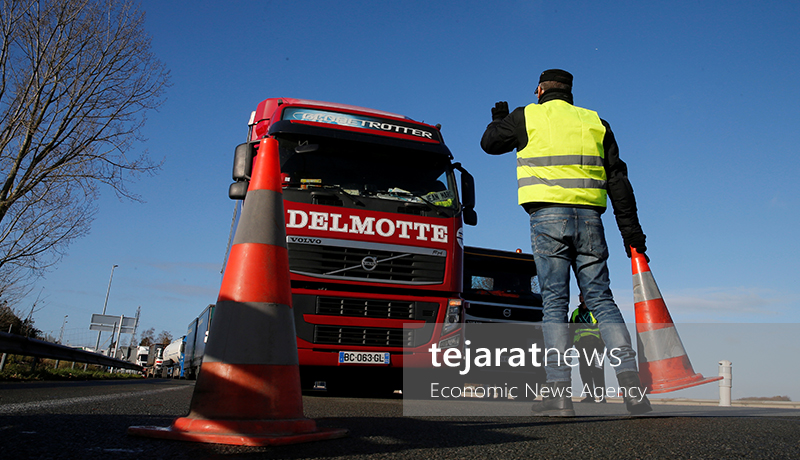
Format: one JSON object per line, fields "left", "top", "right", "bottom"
{"left": 481, "top": 69, "right": 651, "bottom": 417}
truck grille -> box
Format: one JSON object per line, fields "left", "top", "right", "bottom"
{"left": 314, "top": 325, "right": 413, "bottom": 347}
{"left": 292, "top": 295, "right": 439, "bottom": 348}
{"left": 317, "top": 297, "right": 414, "bottom": 319}
{"left": 288, "top": 243, "right": 445, "bottom": 284}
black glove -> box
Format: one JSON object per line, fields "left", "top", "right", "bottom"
{"left": 624, "top": 233, "right": 647, "bottom": 260}
{"left": 491, "top": 101, "right": 509, "bottom": 121}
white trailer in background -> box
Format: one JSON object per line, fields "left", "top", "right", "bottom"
{"left": 162, "top": 336, "right": 185, "bottom": 378}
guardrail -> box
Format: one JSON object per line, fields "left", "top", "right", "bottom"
{"left": 0, "top": 331, "right": 143, "bottom": 372}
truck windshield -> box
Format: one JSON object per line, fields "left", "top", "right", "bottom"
{"left": 276, "top": 136, "right": 458, "bottom": 210}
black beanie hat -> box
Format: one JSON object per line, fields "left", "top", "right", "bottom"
{"left": 539, "top": 69, "right": 573, "bottom": 86}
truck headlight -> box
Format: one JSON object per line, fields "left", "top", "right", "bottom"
{"left": 442, "top": 298, "right": 462, "bottom": 335}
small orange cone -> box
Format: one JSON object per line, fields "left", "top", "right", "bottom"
{"left": 631, "top": 248, "right": 722, "bottom": 394}
{"left": 128, "top": 138, "right": 348, "bottom": 446}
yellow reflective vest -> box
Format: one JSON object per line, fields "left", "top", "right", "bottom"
{"left": 517, "top": 100, "right": 608, "bottom": 208}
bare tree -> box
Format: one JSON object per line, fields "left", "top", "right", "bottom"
{"left": 0, "top": 0, "right": 169, "bottom": 300}
{"left": 138, "top": 326, "right": 154, "bottom": 346}
{"left": 155, "top": 329, "right": 172, "bottom": 345}
{"left": 0, "top": 259, "right": 32, "bottom": 305}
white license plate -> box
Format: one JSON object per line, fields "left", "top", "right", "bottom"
{"left": 338, "top": 351, "right": 391, "bottom": 365}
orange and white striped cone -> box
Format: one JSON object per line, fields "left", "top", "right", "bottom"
{"left": 128, "top": 138, "right": 348, "bottom": 446}
{"left": 631, "top": 248, "right": 722, "bottom": 394}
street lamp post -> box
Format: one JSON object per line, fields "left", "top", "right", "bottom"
{"left": 58, "top": 315, "right": 68, "bottom": 344}
{"left": 93, "top": 264, "right": 118, "bottom": 354}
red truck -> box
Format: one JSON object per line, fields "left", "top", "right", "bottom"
{"left": 228, "top": 98, "right": 477, "bottom": 393}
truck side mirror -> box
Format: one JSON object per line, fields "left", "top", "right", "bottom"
{"left": 230, "top": 142, "right": 257, "bottom": 200}
{"left": 463, "top": 207, "right": 478, "bottom": 226}
{"left": 232, "top": 142, "right": 257, "bottom": 180}
{"left": 454, "top": 163, "right": 478, "bottom": 226}
{"left": 229, "top": 181, "right": 248, "bottom": 200}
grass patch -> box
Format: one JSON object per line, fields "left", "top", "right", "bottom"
{"left": 736, "top": 396, "right": 792, "bottom": 402}
{"left": 0, "top": 361, "right": 143, "bottom": 382}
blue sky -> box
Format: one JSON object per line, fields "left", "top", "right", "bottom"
{"left": 19, "top": 0, "right": 800, "bottom": 379}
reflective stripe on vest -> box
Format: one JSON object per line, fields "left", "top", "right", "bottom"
{"left": 517, "top": 100, "right": 608, "bottom": 208}
{"left": 571, "top": 309, "right": 600, "bottom": 341}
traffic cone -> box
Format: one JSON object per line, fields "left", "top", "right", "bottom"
{"left": 128, "top": 138, "right": 348, "bottom": 446}
{"left": 631, "top": 248, "right": 722, "bottom": 394}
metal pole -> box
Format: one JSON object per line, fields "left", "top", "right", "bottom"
{"left": 58, "top": 315, "right": 68, "bottom": 343}
{"left": 113, "top": 315, "right": 123, "bottom": 356}
{"left": 719, "top": 360, "right": 732, "bottom": 406}
{"left": 93, "top": 264, "right": 118, "bottom": 353}
{"left": 108, "top": 320, "right": 119, "bottom": 373}
{"left": 108, "top": 321, "right": 118, "bottom": 357}
{"left": 128, "top": 306, "right": 141, "bottom": 347}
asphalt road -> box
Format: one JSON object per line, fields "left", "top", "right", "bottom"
{"left": 1, "top": 378, "right": 798, "bottom": 459}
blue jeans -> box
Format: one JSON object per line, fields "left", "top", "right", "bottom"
{"left": 530, "top": 207, "right": 638, "bottom": 382}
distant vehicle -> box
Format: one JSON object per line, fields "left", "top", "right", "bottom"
{"left": 135, "top": 345, "right": 149, "bottom": 368}
{"left": 462, "top": 246, "right": 546, "bottom": 392}
{"left": 183, "top": 304, "right": 214, "bottom": 380}
{"left": 143, "top": 343, "right": 165, "bottom": 378}
{"left": 462, "top": 246, "right": 544, "bottom": 324}
{"left": 161, "top": 336, "right": 186, "bottom": 378}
